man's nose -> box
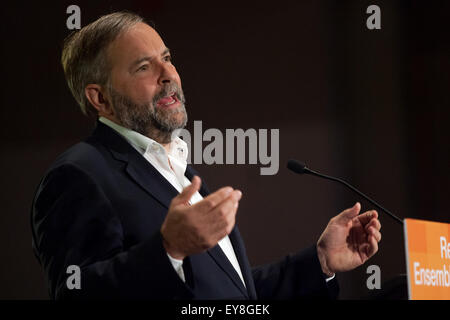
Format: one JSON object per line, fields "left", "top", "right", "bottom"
{"left": 157, "top": 62, "right": 178, "bottom": 86}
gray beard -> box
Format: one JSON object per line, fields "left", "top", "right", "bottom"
{"left": 109, "top": 84, "right": 187, "bottom": 144}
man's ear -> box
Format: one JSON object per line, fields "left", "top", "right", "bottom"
{"left": 85, "top": 84, "right": 114, "bottom": 117}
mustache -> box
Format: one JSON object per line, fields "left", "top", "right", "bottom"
{"left": 153, "top": 83, "right": 185, "bottom": 105}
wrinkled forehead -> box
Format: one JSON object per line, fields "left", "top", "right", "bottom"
{"left": 107, "top": 22, "right": 167, "bottom": 71}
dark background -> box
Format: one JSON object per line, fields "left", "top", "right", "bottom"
{"left": 0, "top": 0, "right": 449, "bottom": 299}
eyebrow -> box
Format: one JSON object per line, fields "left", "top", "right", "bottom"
{"left": 129, "top": 48, "right": 171, "bottom": 71}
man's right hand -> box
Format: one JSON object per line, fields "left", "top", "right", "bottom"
{"left": 160, "top": 176, "right": 242, "bottom": 260}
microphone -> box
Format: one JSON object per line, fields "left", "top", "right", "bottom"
{"left": 287, "top": 159, "right": 403, "bottom": 225}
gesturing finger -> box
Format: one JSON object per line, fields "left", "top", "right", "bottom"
{"left": 367, "top": 226, "right": 382, "bottom": 242}
{"left": 173, "top": 176, "right": 202, "bottom": 206}
{"left": 336, "top": 202, "right": 361, "bottom": 223}
{"left": 366, "top": 234, "right": 379, "bottom": 258}
{"left": 193, "top": 186, "right": 234, "bottom": 212}
{"left": 210, "top": 190, "right": 242, "bottom": 219}
{"left": 365, "top": 218, "right": 381, "bottom": 232}
{"left": 209, "top": 190, "right": 242, "bottom": 236}
{"left": 357, "top": 210, "right": 378, "bottom": 226}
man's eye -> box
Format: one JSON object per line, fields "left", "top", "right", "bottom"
{"left": 164, "top": 55, "right": 172, "bottom": 62}
{"left": 137, "top": 65, "right": 148, "bottom": 72}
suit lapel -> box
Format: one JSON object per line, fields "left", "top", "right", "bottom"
{"left": 228, "top": 227, "right": 257, "bottom": 299}
{"left": 206, "top": 237, "right": 249, "bottom": 298}
{"left": 184, "top": 165, "right": 210, "bottom": 197}
{"left": 186, "top": 165, "right": 253, "bottom": 298}
{"left": 124, "top": 153, "right": 179, "bottom": 209}
{"left": 90, "top": 121, "right": 179, "bottom": 209}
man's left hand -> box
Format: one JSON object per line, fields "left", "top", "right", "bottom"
{"left": 316, "top": 202, "right": 382, "bottom": 277}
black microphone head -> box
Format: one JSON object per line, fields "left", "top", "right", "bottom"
{"left": 287, "top": 159, "right": 308, "bottom": 174}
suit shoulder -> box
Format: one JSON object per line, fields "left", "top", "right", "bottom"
{"left": 47, "top": 140, "right": 111, "bottom": 177}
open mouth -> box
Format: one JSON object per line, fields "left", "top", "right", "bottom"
{"left": 157, "top": 92, "right": 179, "bottom": 107}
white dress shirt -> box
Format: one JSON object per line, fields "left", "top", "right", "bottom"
{"left": 99, "top": 117, "right": 246, "bottom": 287}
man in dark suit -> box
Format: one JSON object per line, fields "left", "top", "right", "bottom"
{"left": 31, "top": 12, "right": 382, "bottom": 300}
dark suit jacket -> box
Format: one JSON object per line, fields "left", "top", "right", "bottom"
{"left": 31, "top": 121, "right": 338, "bottom": 300}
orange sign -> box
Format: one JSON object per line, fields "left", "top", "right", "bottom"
{"left": 404, "top": 218, "right": 450, "bottom": 300}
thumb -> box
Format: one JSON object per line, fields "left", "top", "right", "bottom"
{"left": 173, "top": 176, "right": 201, "bottom": 206}
{"left": 338, "top": 202, "right": 361, "bottom": 222}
